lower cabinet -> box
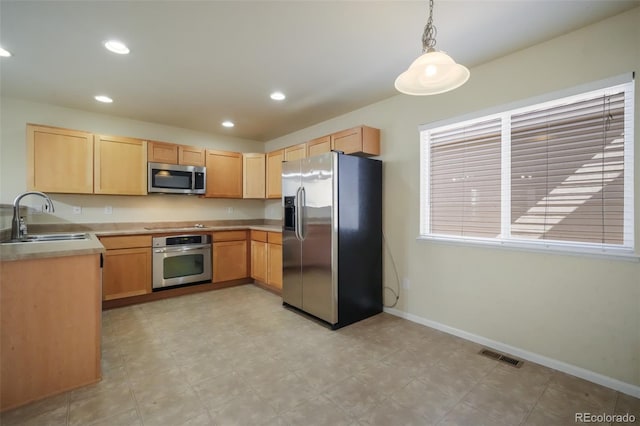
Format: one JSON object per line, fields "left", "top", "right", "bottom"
{"left": 213, "top": 231, "right": 248, "bottom": 282}
{"left": 267, "top": 241, "right": 282, "bottom": 290}
{"left": 251, "top": 230, "right": 282, "bottom": 291}
{"left": 250, "top": 238, "right": 268, "bottom": 284}
{"left": 100, "top": 235, "right": 152, "bottom": 301}
{"left": 1, "top": 254, "right": 101, "bottom": 411}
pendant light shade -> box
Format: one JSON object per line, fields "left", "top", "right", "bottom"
{"left": 395, "top": 51, "right": 469, "bottom": 95}
{"left": 395, "top": 0, "right": 469, "bottom": 96}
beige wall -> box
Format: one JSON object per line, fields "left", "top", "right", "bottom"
{"left": 265, "top": 8, "right": 640, "bottom": 389}
{"left": 0, "top": 98, "right": 266, "bottom": 227}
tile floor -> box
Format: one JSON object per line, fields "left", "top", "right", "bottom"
{"left": 1, "top": 284, "right": 638, "bottom": 426}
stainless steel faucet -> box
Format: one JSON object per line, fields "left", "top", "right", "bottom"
{"left": 11, "top": 191, "right": 55, "bottom": 240}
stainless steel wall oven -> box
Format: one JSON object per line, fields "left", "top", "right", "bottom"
{"left": 152, "top": 234, "right": 212, "bottom": 290}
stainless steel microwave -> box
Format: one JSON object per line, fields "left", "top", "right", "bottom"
{"left": 148, "top": 162, "right": 206, "bottom": 195}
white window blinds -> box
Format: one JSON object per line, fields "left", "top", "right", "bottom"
{"left": 510, "top": 92, "right": 626, "bottom": 245}
{"left": 420, "top": 77, "right": 634, "bottom": 257}
{"left": 429, "top": 118, "right": 502, "bottom": 238}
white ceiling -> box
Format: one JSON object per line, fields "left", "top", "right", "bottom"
{"left": 1, "top": 0, "right": 638, "bottom": 142}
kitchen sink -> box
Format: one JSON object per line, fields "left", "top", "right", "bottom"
{"left": 2, "top": 233, "right": 89, "bottom": 244}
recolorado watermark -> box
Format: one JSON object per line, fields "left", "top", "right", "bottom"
{"left": 575, "top": 412, "right": 636, "bottom": 423}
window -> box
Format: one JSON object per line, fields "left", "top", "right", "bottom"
{"left": 420, "top": 76, "right": 635, "bottom": 257}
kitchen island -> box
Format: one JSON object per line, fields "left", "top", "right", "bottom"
{"left": 0, "top": 242, "right": 103, "bottom": 411}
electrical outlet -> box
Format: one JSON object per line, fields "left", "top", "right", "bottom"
{"left": 72, "top": 206, "right": 82, "bottom": 215}
{"left": 402, "top": 278, "right": 410, "bottom": 289}
{"left": 104, "top": 206, "right": 113, "bottom": 215}
{"left": 227, "top": 207, "right": 234, "bottom": 215}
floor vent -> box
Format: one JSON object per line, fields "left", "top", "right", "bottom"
{"left": 479, "top": 348, "right": 524, "bottom": 368}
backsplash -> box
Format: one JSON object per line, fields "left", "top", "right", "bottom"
{"left": 0, "top": 193, "right": 266, "bottom": 230}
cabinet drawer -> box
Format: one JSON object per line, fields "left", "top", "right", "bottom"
{"left": 267, "top": 232, "right": 282, "bottom": 245}
{"left": 99, "top": 235, "right": 151, "bottom": 250}
{"left": 250, "top": 230, "right": 268, "bottom": 242}
{"left": 213, "top": 230, "right": 247, "bottom": 242}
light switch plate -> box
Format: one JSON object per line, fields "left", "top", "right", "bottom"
{"left": 72, "top": 206, "right": 82, "bottom": 215}
{"left": 104, "top": 206, "right": 113, "bottom": 214}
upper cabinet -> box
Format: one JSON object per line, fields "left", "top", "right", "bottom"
{"left": 94, "top": 135, "right": 148, "bottom": 195}
{"left": 148, "top": 141, "right": 178, "bottom": 164}
{"left": 266, "top": 149, "right": 284, "bottom": 199}
{"left": 331, "top": 126, "right": 380, "bottom": 157}
{"left": 205, "top": 150, "right": 242, "bottom": 198}
{"left": 242, "top": 153, "right": 265, "bottom": 199}
{"left": 284, "top": 143, "right": 307, "bottom": 161}
{"left": 307, "top": 135, "right": 332, "bottom": 157}
{"left": 25, "top": 123, "right": 380, "bottom": 198}
{"left": 27, "top": 124, "right": 94, "bottom": 194}
{"left": 178, "top": 145, "right": 205, "bottom": 167}
{"left": 148, "top": 141, "right": 205, "bottom": 167}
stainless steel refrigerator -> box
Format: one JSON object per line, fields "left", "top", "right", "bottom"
{"left": 282, "top": 151, "right": 382, "bottom": 329}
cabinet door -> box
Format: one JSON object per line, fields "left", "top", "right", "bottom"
{"left": 267, "top": 242, "right": 283, "bottom": 290}
{"left": 331, "top": 126, "right": 380, "bottom": 156}
{"left": 284, "top": 143, "right": 307, "bottom": 161}
{"left": 179, "top": 145, "right": 205, "bottom": 167}
{"left": 27, "top": 124, "right": 94, "bottom": 194}
{"left": 148, "top": 141, "right": 178, "bottom": 164}
{"left": 307, "top": 136, "right": 331, "bottom": 157}
{"left": 266, "top": 149, "right": 284, "bottom": 199}
{"left": 250, "top": 240, "right": 268, "bottom": 283}
{"left": 213, "top": 240, "right": 248, "bottom": 282}
{"left": 102, "top": 247, "right": 151, "bottom": 300}
{"left": 205, "top": 150, "right": 242, "bottom": 198}
{"left": 94, "top": 135, "right": 148, "bottom": 195}
{"left": 243, "top": 153, "right": 266, "bottom": 199}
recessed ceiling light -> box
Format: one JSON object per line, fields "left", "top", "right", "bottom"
{"left": 270, "top": 91, "right": 286, "bottom": 101}
{"left": 95, "top": 95, "right": 113, "bottom": 103}
{"left": 0, "top": 47, "right": 12, "bottom": 57}
{"left": 104, "top": 40, "right": 130, "bottom": 55}
{"left": 222, "top": 121, "right": 235, "bottom": 128}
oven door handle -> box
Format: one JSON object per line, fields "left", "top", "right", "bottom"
{"left": 154, "top": 245, "right": 210, "bottom": 253}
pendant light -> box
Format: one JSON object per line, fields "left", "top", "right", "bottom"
{"left": 395, "top": 0, "right": 469, "bottom": 95}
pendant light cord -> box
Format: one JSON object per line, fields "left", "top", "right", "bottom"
{"left": 422, "top": 0, "right": 437, "bottom": 52}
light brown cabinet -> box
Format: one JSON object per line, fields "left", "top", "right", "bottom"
{"left": 148, "top": 140, "right": 178, "bottom": 164}
{"left": 243, "top": 153, "right": 266, "bottom": 199}
{"left": 148, "top": 141, "right": 205, "bottom": 166}
{"left": 331, "top": 126, "right": 380, "bottom": 157}
{"left": 94, "top": 135, "right": 148, "bottom": 195}
{"left": 178, "top": 145, "right": 205, "bottom": 167}
{"left": 307, "top": 135, "right": 332, "bottom": 157}
{"left": 284, "top": 143, "right": 307, "bottom": 161}
{"left": 27, "top": 124, "right": 94, "bottom": 194}
{"left": 1, "top": 254, "right": 101, "bottom": 411}
{"left": 250, "top": 230, "right": 268, "bottom": 283}
{"left": 266, "top": 149, "right": 284, "bottom": 199}
{"left": 267, "top": 232, "right": 283, "bottom": 290}
{"left": 100, "top": 235, "right": 152, "bottom": 301}
{"left": 212, "top": 231, "right": 248, "bottom": 282}
{"left": 205, "top": 150, "right": 243, "bottom": 198}
{"left": 251, "top": 230, "right": 282, "bottom": 291}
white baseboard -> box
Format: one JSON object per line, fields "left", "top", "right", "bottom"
{"left": 384, "top": 307, "right": 640, "bottom": 399}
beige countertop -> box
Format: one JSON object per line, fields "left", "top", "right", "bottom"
{"left": 0, "top": 223, "right": 282, "bottom": 262}
{"left": 0, "top": 233, "right": 105, "bottom": 262}
{"left": 94, "top": 224, "right": 282, "bottom": 236}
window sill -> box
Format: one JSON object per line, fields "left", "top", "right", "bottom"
{"left": 416, "top": 235, "right": 639, "bottom": 262}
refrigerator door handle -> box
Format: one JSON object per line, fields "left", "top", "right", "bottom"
{"left": 299, "top": 186, "right": 306, "bottom": 241}
{"left": 295, "top": 186, "right": 302, "bottom": 241}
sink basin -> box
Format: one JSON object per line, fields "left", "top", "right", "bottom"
{"left": 3, "top": 233, "right": 89, "bottom": 243}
